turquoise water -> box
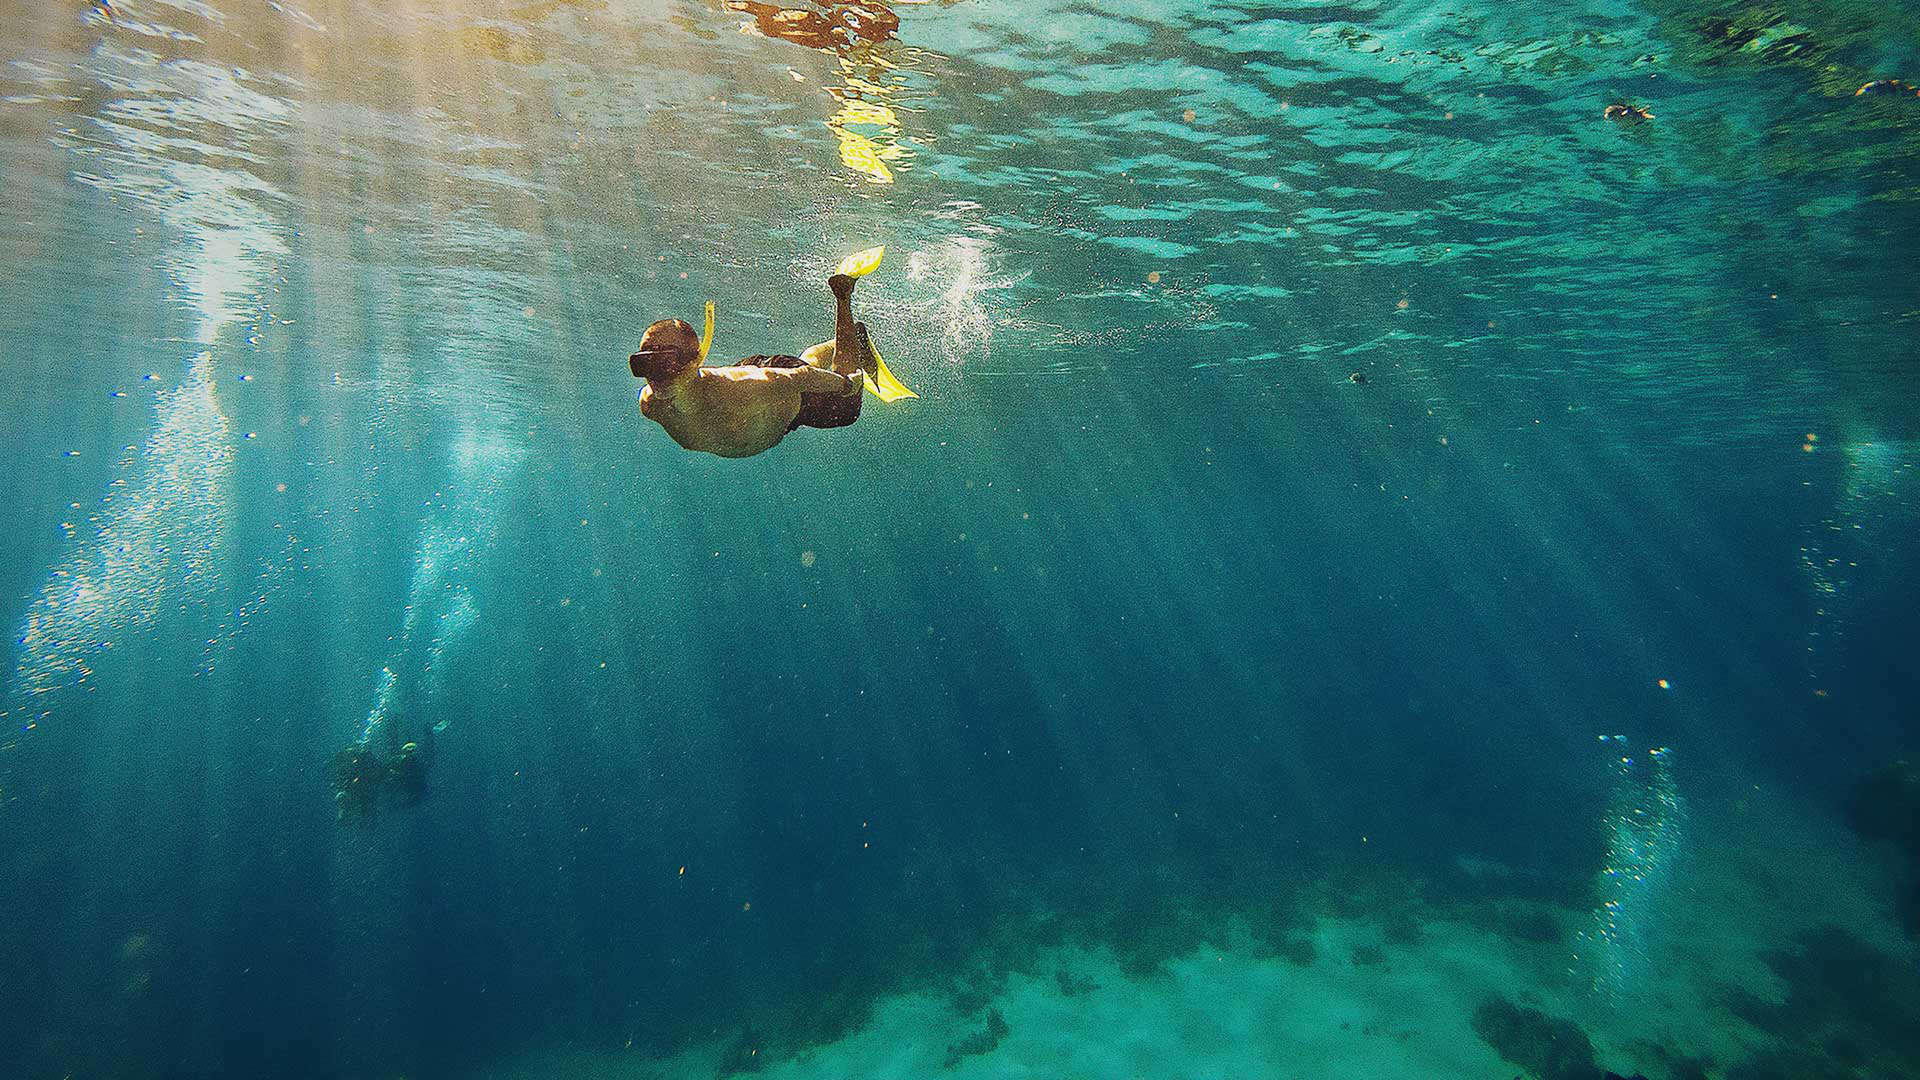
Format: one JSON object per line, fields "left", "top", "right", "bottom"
{"left": 2, "top": 0, "right": 1918, "bottom": 1077}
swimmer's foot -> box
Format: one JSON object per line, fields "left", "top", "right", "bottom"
{"left": 829, "top": 273, "right": 856, "bottom": 300}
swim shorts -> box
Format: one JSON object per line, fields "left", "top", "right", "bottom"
{"left": 746, "top": 355, "right": 863, "bottom": 432}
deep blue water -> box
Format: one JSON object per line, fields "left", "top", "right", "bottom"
{"left": 2, "top": 0, "right": 1918, "bottom": 1077}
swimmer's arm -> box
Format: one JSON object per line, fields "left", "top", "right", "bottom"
{"left": 770, "top": 365, "right": 863, "bottom": 396}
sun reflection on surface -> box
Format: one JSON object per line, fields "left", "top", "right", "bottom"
{"left": 727, "top": 0, "right": 924, "bottom": 184}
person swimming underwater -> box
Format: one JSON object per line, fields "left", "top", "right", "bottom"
{"left": 631, "top": 271, "right": 878, "bottom": 458}
{"left": 328, "top": 735, "right": 428, "bottom": 825}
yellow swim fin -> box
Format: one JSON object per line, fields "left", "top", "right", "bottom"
{"left": 698, "top": 300, "right": 715, "bottom": 360}
{"left": 864, "top": 336, "right": 916, "bottom": 403}
{"left": 836, "top": 246, "right": 885, "bottom": 279}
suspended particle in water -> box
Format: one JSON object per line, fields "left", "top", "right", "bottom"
{"left": 1657, "top": 678, "right": 1670, "bottom": 690}
{"left": 800, "top": 550, "right": 817, "bottom": 567}
{"left": 1182, "top": 108, "right": 1196, "bottom": 123}
{"left": 1147, "top": 270, "right": 1162, "bottom": 284}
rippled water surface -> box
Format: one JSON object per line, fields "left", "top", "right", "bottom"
{"left": 2, "top": 1, "right": 1918, "bottom": 1077}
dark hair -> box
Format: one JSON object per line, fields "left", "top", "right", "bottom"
{"left": 630, "top": 319, "right": 700, "bottom": 380}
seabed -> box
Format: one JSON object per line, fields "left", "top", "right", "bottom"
{"left": 482, "top": 787, "right": 1917, "bottom": 1080}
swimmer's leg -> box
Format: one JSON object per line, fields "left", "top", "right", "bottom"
{"left": 800, "top": 340, "right": 838, "bottom": 368}
{"left": 828, "top": 273, "right": 875, "bottom": 379}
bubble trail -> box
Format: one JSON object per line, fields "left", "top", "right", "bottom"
{"left": 1576, "top": 740, "right": 1686, "bottom": 1004}
{"left": 354, "top": 432, "right": 517, "bottom": 748}
{"left": 14, "top": 353, "right": 233, "bottom": 698}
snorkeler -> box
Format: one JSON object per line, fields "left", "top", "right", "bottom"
{"left": 630, "top": 249, "right": 913, "bottom": 458}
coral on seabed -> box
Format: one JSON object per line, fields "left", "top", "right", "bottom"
{"left": 941, "top": 1008, "right": 1008, "bottom": 1068}
{"left": 1470, "top": 997, "right": 1601, "bottom": 1080}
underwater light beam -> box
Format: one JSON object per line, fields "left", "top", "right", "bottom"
{"left": 10, "top": 36, "right": 289, "bottom": 710}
